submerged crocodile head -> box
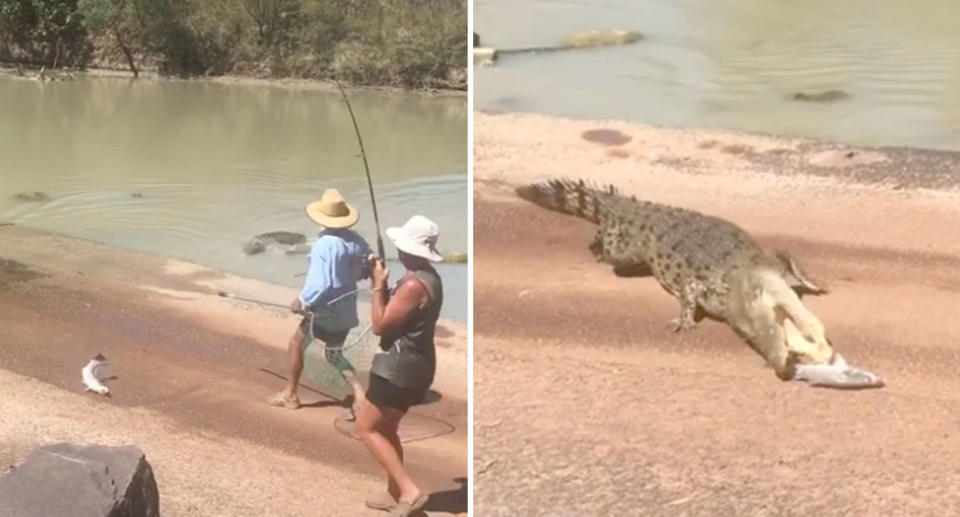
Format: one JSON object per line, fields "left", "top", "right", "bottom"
{"left": 241, "top": 238, "right": 266, "bottom": 255}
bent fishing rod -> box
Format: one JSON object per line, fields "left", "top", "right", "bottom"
{"left": 335, "top": 80, "right": 385, "bottom": 261}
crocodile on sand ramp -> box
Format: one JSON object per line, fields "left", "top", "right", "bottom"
{"left": 516, "top": 178, "right": 882, "bottom": 388}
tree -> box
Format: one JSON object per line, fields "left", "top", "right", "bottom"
{"left": 0, "top": 0, "right": 88, "bottom": 67}
{"left": 77, "top": 0, "right": 138, "bottom": 76}
{"left": 241, "top": 0, "right": 299, "bottom": 49}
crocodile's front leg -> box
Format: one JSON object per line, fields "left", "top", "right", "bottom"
{"left": 668, "top": 279, "right": 706, "bottom": 332}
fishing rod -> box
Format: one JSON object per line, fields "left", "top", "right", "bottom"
{"left": 335, "top": 80, "right": 385, "bottom": 261}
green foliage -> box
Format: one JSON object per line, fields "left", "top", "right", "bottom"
{"left": 332, "top": 0, "right": 467, "bottom": 88}
{"left": 0, "top": 0, "right": 90, "bottom": 66}
{"left": 77, "top": 0, "right": 127, "bottom": 31}
{"left": 1, "top": 0, "right": 468, "bottom": 89}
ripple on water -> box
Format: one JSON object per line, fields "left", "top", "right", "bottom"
{"left": 8, "top": 187, "right": 210, "bottom": 242}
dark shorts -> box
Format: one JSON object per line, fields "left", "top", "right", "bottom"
{"left": 365, "top": 374, "right": 427, "bottom": 411}
{"left": 298, "top": 315, "right": 349, "bottom": 364}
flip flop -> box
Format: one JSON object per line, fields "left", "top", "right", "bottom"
{"left": 365, "top": 492, "right": 397, "bottom": 511}
{"left": 389, "top": 493, "right": 428, "bottom": 517}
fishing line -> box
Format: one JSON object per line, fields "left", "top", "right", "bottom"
{"left": 216, "top": 288, "right": 374, "bottom": 353}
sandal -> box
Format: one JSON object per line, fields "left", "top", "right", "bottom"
{"left": 267, "top": 391, "right": 300, "bottom": 409}
{"left": 364, "top": 492, "right": 397, "bottom": 512}
{"left": 389, "top": 492, "right": 428, "bottom": 517}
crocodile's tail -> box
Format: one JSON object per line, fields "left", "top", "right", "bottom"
{"left": 515, "top": 178, "right": 620, "bottom": 224}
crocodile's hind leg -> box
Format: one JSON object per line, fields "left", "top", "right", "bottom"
{"left": 595, "top": 219, "right": 652, "bottom": 274}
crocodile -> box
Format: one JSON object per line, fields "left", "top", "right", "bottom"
{"left": 791, "top": 90, "right": 850, "bottom": 102}
{"left": 474, "top": 29, "right": 643, "bottom": 66}
{"left": 242, "top": 231, "right": 311, "bottom": 255}
{"left": 13, "top": 192, "right": 50, "bottom": 202}
{"left": 516, "top": 178, "right": 882, "bottom": 387}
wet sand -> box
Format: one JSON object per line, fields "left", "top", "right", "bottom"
{"left": 474, "top": 112, "right": 960, "bottom": 515}
{"left": 0, "top": 225, "right": 467, "bottom": 516}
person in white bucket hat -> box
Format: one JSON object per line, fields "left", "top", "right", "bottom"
{"left": 267, "top": 188, "right": 372, "bottom": 422}
{"left": 355, "top": 215, "right": 444, "bottom": 516}
{"left": 385, "top": 215, "right": 443, "bottom": 263}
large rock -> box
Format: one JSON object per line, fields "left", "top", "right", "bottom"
{"left": 0, "top": 443, "right": 159, "bottom": 517}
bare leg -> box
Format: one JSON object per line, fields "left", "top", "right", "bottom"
{"left": 268, "top": 324, "right": 306, "bottom": 408}
{"left": 356, "top": 396, "right": 421, "bottom": 503}
{"left": 327, "top": 342, "right": 365, "bottom": 401}
{"left": 284, "top": 325, "right": 307, "bottom": 397}
{"left": 383, "top": 411, "right": 404, "bottom": 499}
{"left": 325, "top": 339, "right": 365, "bottom": 419}
{"left": 341, "top": 369, "right": 365, "bottom": 403}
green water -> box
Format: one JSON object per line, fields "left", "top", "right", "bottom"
{"left": 476, "top": 0, "right": 960, "bottom": 152}
{"left": 0, "top": 75, "right": 467, "bottom": 321}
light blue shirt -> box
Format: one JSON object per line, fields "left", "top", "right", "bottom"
{"left": 299, "top": 229, "right": 372, "bottom": 331}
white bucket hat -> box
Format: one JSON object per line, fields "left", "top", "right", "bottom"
{"left": 386, "top": 215, "right": 443, "bottom": 262}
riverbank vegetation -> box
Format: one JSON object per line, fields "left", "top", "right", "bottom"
{"left": 0, "top": 0, "right": 467, "bottom": 90}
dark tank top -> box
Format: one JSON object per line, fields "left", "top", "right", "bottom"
{"left": 370, "top": 268, "right": 443, "bottom": 390}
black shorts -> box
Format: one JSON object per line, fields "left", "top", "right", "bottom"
{"left": 298, "top": 315, "right": 349, "bottom": 363}
{"left": 365, "top": 373, "right": 427, "bottom": 411}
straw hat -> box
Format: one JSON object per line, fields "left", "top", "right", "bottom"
{"left": 386, "top": 215, "right": 443, "bottom": 262}
{"left": 305, "top": 189, "right": 359, "bottom": 228}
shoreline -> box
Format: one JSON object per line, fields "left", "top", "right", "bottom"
{"left": 0, "top": 63, "right": 468, "bottom": 97}
{"left": 473, "top": 111, "right": 960, "bottom": 514}
{"left": 0, "top": 224, "right": 467, "bottom": 516}
{"left": 474, "top": 111, "right": 960, "bottom": 194}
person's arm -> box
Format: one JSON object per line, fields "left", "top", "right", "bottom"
{"left": 370, "top": 258, "right": 425, "bottom": 337}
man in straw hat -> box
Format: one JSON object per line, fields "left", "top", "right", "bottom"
{"left": 268, "top": 188, "right": 372, "bottom": 420}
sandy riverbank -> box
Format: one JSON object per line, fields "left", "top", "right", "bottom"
{"left": 0, "top": 225, "right": 467, "bottom": 516}
{"left": 474, "top": 112, "right": 960, "bottom": 515}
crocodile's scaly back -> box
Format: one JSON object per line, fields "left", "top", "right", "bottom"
{"left": 515, "top": 178, "right": 624, "bottom": 224}
{"left": 515, "top": 178, "right": 766, "bottom": 284}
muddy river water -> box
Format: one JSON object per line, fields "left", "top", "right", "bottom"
{"left": 0, "top": 75, "right": 467, "bottom": 321}
{"left": 476, "top": 0, "right": 960, "bottom": 152}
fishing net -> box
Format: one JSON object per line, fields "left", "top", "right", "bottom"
{"left": 301, "top": 290, "right": 382, "bottom": 399}
{"left": 298, "top": 289, "right": 459, "bottom": 443}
